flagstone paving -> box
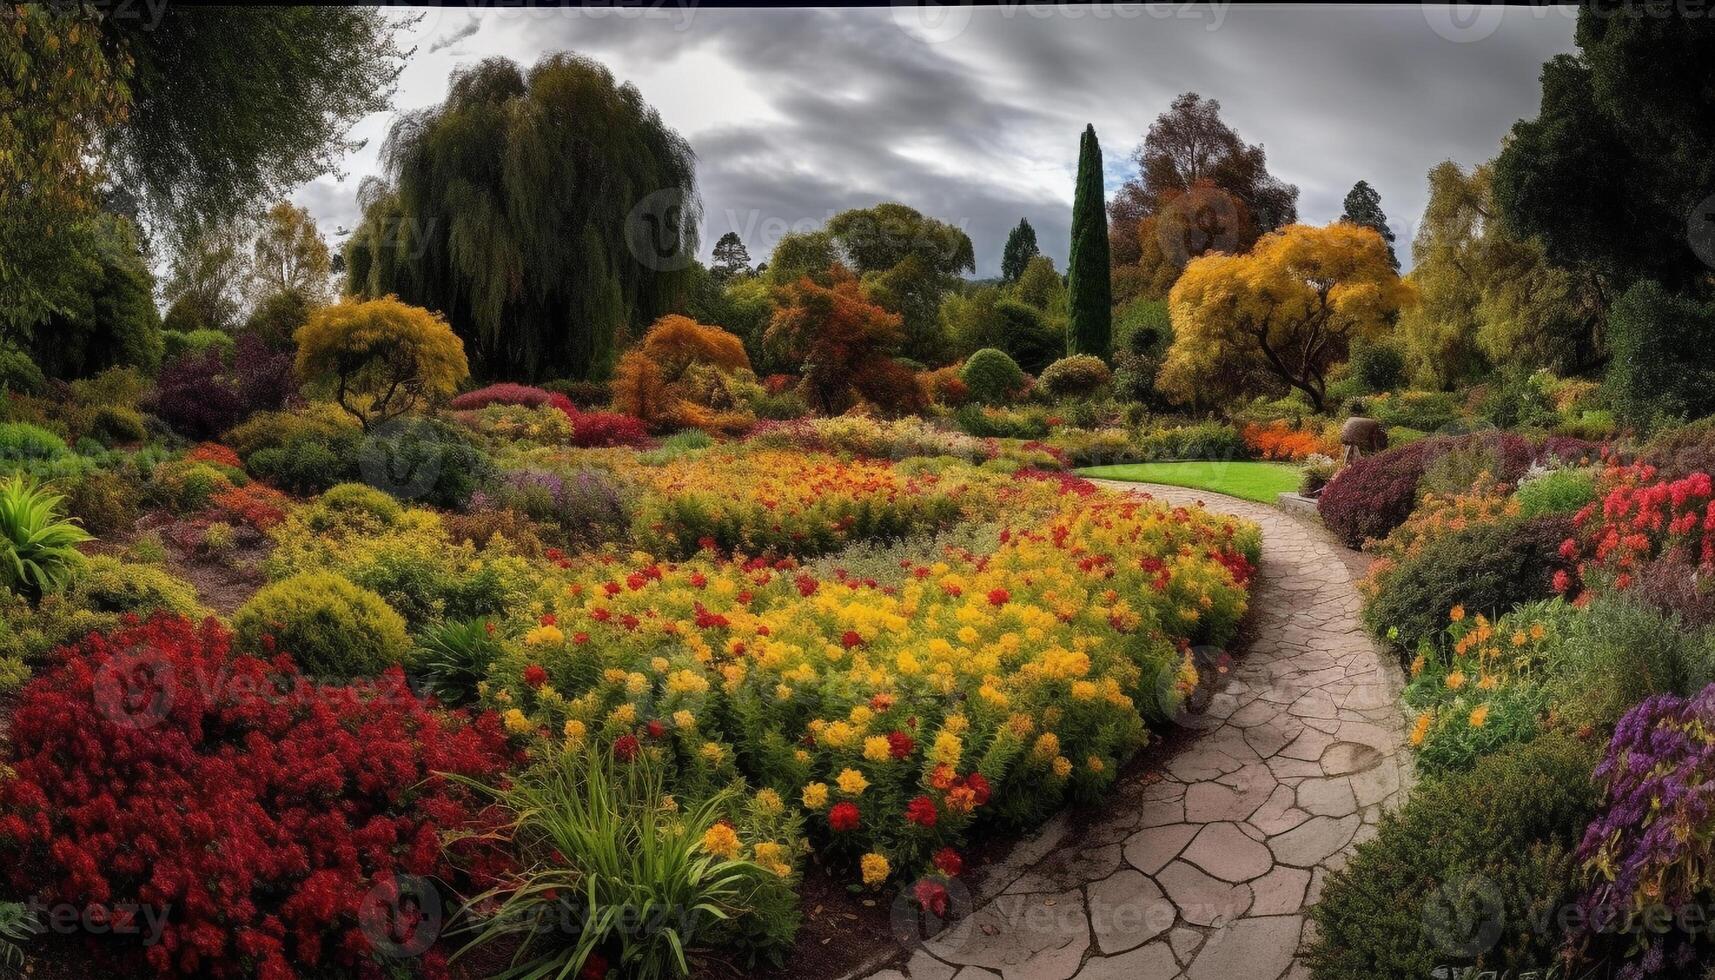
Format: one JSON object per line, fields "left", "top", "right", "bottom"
{"left": 861, "top": 483, "right": 1410, "bottom": 980}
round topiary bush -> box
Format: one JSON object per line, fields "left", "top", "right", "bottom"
{"left": 960, "top": 348, "right": 1026, "bottom": 405}
{"left": 233, "top": 572, "right": 411, "bottom": 677}
{"left": 1037, "top": 354, "right": 1113, "bottom": 400}
{"left": 1360, "top": 514, "right": 1577, "bottom": 651}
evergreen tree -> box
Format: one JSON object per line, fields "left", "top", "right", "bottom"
{"left": 1067, "top": 125, "right": 1113, "bottom": 362}
{"left": 1000, "top": 218, "right": 1039, "bottom": 284}
{"left": 1340, "top": 180, "right": 1398, "bottom": 270}
{"left": 710, "top": 231, "right": 752, "bottom": 281}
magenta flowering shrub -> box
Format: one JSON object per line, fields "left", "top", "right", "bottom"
{"left": 1577, "top": 685, "right": 1715, "bottom": 977}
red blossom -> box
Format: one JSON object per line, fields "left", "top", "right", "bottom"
{"left": 828, "top": 801, "right": 861, "bottom": 832}
{"left": 887, "top": 730, "right": 915, "bottom": 760}
{"left": 905, "top": 796, "right": 938, "bottom": 828}
{"left": 932, "top": 847, "right": 964, "bottom": 877}
{"left": 522, "top": 665, "right": 548, "bottom": 688}
{"left": 613, "top": 734, "right": 641, "bottom": 762}
{"left": 913, "top": 880, "right": 950, "bottom": 917}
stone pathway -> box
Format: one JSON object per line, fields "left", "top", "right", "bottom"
{"left": 861, "top": 483, "right": 1410, "bottom": 980}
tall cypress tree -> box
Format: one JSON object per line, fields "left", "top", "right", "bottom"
{"left": 1067, "top": 124, "right": 1112, "bottom": 361}
{"left": 1000, "top": 218, "right": 1039, "bottom": 283}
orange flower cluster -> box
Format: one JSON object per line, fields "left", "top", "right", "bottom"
{"left": 1241, "top": 421, "right": 1335, "bottom": 462}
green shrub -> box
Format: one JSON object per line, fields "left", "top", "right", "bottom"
{"left": 66, "top": 555, "right": 206, "bottom": 618}
{"left": 233, "top": 572, "right": 411, "bottom": 677}
{"left": 1554, "top": 409, "right": 1616, "bottom": 441}
{"left": 1544, "top": 595, "right": 1711, "bottom": 734}
{"left": 951, "top": 403, "right": 1052, "bottom": 439}
{"left": 306, "top": 482, "right": 404, "bottom": 530}
{"left": 61, "top": 469, "right": 139, "bottom": 536}
{"left": 1306, "top": 734, "right": 1600, "bottom": 979}
{"left": 1513, "top": 468, "right": 1596, "bottom": 518}
{"left": 1369, "top": 390, "right": 1461, "bottom": 432}
{"left": 0, "top": 347, "right": 44, "bottom": 395}
{"left": 358, "top": 416, "right": 496, "bottom": 509}
{"left": 161, "top": 328, "right": 236, "bottom": 364}
{"left": 1346, "top": 336, "right": 1406, "bottom": 394}
{"left": 0, "top": 475, "right": 91, "bottom": 601}
{"left": 1037, "top": 355, "right": 1112, "bottom": 400}
{"left": 225, "top": 405, "right": 360, "bottom": 459}
{"left": 960, "top": 348, "right": 1026, "bottom": 404}
{"left": 1135, "top": 421, "right": 1249, "bottom": 461}
{"left": 413, "top": 617, "right": 506, "bottom": 706}
{"left": 89, "top": 405, "right": 148, "bottom": 446}
{"left": 249, "top": 438, "right": 358, "bottom": 495}
{"left": 146, "top": 460, "right": 238, "bottom": 513}
{"left": 1605, "top": 279, "right": 1715, "bottom": 429}
{"left": 1361, "top": 515, "right": 1575, "bottom": 651}
{"left": 0, "top": 423, "right": 69, "bottom": 468}
{"left": 1113, "top": 297, "right": 1171, "bottom": 358}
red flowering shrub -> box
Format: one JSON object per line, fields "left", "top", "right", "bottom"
{"left": 1563, "top": 464, "right": 1715, "bottom": 601}
{"left": 210, "top": 483, "right": 291, "bottom": 532}
{"left": 0, "top": 616, "right": 511, "bottom": 979}
{"left": 566, "top": 408, "right": 649, "bottom": 448}
{"left": 450, "top": 383, "right": 575, "bottom": 417}
{"left": 828, "top": 801, "right": 861, "bottom": 832}
{"left": 188, "top": 442, "right": 245, "bottom": 470}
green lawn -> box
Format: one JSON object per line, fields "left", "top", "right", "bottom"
{"left": 1076, "top": 460, "right": 1303, "bottom": 504}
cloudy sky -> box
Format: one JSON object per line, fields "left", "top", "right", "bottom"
{"left": 291, "top": 4, "right": 1578, "bottom": 278}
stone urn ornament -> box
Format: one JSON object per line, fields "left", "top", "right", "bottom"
{"left": 1339, "top": 414, "right": 1388, "bottom": 467}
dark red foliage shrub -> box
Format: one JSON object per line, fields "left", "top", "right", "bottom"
{"left": 450, "top": 383, "right": 575, "bottom": 417}
{"left": 154, "top": 351, "right": 249, "bottom": 439}
{"left": 232, "top": 334, "right": 298, "bottom": 416}
{"left": 1631, "top": 553, "right": 1715, "bottom": 630}
{"left": 566, "top": 409, "right": 649, "bottom": 448}
{"left": 1539, "top": 436, "right": 1603, "bottom": 468}
{"left": 0, "top": 616, "right": 511, "bottom": 980}
{"left": 1319, "top": 438, "right": 1446, "bottom": 547}
{"left": 1320, "top": 433, "right": 1560, "bottom": 548}
{"left": 154, "top": 337, "right": 296, "bottom": 441}
{"left": 1640, "top": 420, "right": 1715, "bottom": 481}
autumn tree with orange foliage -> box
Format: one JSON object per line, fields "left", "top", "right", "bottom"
{"left": 766, "top": 267, "right": 924, "bottom": 416}
{"left": 1160, "top": 223, "right": 1413, "bottom": 412}
{"left": 613, "top": 314, "right": 755, "bottom": 433}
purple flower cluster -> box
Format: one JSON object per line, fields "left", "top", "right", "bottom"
{"left": 471, "top": 467, "right": 632, "bottom": 548}
{"left": 1577, "top": 685, "right": 1715, "bottom": 975}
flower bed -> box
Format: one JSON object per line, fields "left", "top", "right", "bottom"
{"left": 483, "top": 481, "right": 1259, "bottom": 889}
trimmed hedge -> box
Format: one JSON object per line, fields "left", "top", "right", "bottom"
{"left": 960, "top": 348, "right": 1026, "bottom": 405}
{"left": 233, "top": 572, "right": 411, "bottom": 678}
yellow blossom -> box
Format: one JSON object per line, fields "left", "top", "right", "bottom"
{"left": 860, "top": 852, "right": 890, "bottom": 886}
{"left": 755, "top": 788, "right": 784, "bottom": 816}
{"left": 1469, "top": 704, "right": 1491, "bottom": 728}
{"left": 701, "top": 823, "right": 740, "bottom": 859}
{"left": 863, "top": 736, "right": 893, "bottom": 763}
{"left": 503, "top": 709, "right": 532, "bottom": 734}
{"left": 802, "top": 782, "right": 830, "bottom": 810}
{"left": 836, "top": 768, "right": 870, "bottom": 795}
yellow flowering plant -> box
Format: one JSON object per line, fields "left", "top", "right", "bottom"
{"left": 482, "top": 459, "right": 1258, "bottom": 888}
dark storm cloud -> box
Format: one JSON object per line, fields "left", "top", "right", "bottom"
{"left": 321, "top": 5, "right": 1577, "bottom": 278}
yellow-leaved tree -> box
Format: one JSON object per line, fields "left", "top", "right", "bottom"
{"left": 294, "top": 296, "right": 469, "bottom": 430}
{"left": 1160, "top": 223, "right": 1413, "bottom": 412}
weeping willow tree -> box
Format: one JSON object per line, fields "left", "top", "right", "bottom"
{"left": 345, "top": 54, "right": 699, "bottom": 381}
